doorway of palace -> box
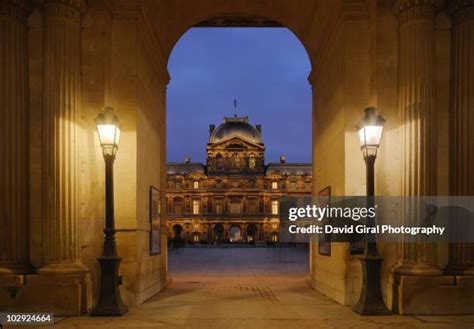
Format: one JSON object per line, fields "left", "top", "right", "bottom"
{"left": 229, "top": 225, "right": 242, "bottom": 242}
{"left": 213, "top": 224, "right": 225, "bottom": 243}
{"left": 247, "top": 224, "right": 258, "bottom": 244}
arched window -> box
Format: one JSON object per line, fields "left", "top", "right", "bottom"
{"left": 249, "top": 154, "right": 256, "bottom": 169}
{"left": 232, "top": 153, "right": 241, "bottom": 169}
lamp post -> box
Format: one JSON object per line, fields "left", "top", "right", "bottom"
{"left": 352, "top": 107, "right": 391, "bottom": 315}
{"left": 91, "top": 107, "right": 128, "bottom": 316}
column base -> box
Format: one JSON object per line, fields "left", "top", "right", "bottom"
{"left": 37, "top": 261, "right": 89, "bottom": 275}
{"left": 392, "top": 263, "right": 442, "bottom": 276}
{"left": 389, "top": 273, "right": 474, "bottom": 315}
{"left": 0, "top": 273, "right": 92, "bottom": 316}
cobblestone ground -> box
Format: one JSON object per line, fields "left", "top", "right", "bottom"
{"left": 36, "top": 247, "right": 474, "bottom": 329}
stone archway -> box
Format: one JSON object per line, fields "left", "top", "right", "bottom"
{"left": 247, "top": 224, "right": 258, "bottom": 244}
{"left": 2, "top": 0, "right": 472, "bottom": 316}
{"left": 229, "top": 225, "right": 242, "bottom": 243}
{"left": 172, "top": 224, "right": 184, "bottom": 239}
{"left": 213, "top": 224, "right": 225, "bottom": 243}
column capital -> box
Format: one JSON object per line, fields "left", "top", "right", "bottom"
{"left": 447, "top": 0, "right": 474, "bottom": 25}
{"left": 42, "top": 0, "right": 87, "bottom": 21}
{"left": 394, "top": 0, "right": 438, "bottom": 23}
{"left": 0, "top": 0, "right": 33, "bottom": 20}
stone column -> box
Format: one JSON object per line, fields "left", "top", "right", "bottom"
{"left": 37, "top": 0, "right": 88, "bottom": 275}
{"left": 0, "top": 0, "right": 32, "bottom": 274}
{"left": 445, "top": 0, "right": 474, "bottom": 276}
{"left": 393, "top": 0, "right": 441, "bottom": 275}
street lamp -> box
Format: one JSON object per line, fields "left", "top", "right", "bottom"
{"left": 91, "top": 107, "right": 128, "bottom": 316}
{"left": 352, "top": 107, "right": 391, "bottom": 315}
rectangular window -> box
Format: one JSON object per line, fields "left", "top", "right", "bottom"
{"left": 230, "top": 202, "right": 241, "bottom": 215}
{"left": 271, "top": 200, "right": 279, "bottom": 215}
{"left": 272, "top": 181, "right": 278, "bottom": 189}
{"left": 290, "top": 182, "right": 296, "bottom": 190}
{"left": 215, "top": 203, "right": 223, "bottom": 215}
{"left": 176, "top": 181, "right": 181, "bottom": 189}
{"left": 247, "top": 201, "right": 257, "bottom": 214}
{"left": 192, "top": 200, "right": 200, "bottom": 215}
{"left": 193, "top": 181, "right": 199, "bottom": 189}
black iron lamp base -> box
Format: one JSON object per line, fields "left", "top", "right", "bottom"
{"left": 90, "top": 256, "right": 128, "bottom": 316}
{"left": 352, "top": 255, "right": 392, "bottom": 316}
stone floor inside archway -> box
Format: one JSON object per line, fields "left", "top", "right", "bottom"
{"left": 41, "top": 248, "right": 474, "bottom": 329}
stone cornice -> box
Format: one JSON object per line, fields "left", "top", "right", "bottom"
{"left": 447, "top": 0, "right": 474, "bottom": 25}
{"left": 0, "top": 0, "right": 33, "bottom": 20}
{"left": 42, "top": 0, "right": 87, "bottom": 22}
{"left": 395, "top": 0, "right": 437, "bottom": 23}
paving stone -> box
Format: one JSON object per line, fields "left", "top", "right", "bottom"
{"left": 32, "top": 248, "right": 474, "bottom": 329}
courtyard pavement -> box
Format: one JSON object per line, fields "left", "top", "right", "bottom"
{"left": 33, "top": 247, "right": 474, "bottom": 329}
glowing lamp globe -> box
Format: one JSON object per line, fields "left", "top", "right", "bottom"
{"left": 96, "top": 107, "right": 120, "bottom": 156}
{"left": 357, "top": 107, "right": 385, "bottom": 157}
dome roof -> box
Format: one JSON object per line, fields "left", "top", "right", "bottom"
{"left": 209, "top": 116, "right": 262, "bottom": 144}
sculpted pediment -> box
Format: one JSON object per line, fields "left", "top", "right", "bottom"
{"left": 208, "top": 136, "right": 264, "bottom": 150}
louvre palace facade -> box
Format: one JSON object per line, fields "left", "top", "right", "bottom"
{"left": 166, "top": 116, "right": 312, "bottom": 244}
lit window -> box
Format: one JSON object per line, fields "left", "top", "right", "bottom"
{"left": 290, "top": 182, "right": 296, "bottom": 190}
{"left": 193, "top": 181, "right": 199, "bottom": 189}
{"left": 175, "top": 181, "right": 181, "bottom": 189}
{"left": 193, "top": 234, "right": 200, "bottom": 242}
{"left": 249, "top": 154, "right": 256, "bottom": 169}
{"left": 272, "top": 234, "right": 279, "bottom": 242}
{"left": 215, "top": 203, "right": 223, "bottom": 214}
{"left": 192, "top": 200, "right": 200, "bottom": 215}
{"left": 272, "top": 181, "right": 278, "bottom": 189}
{"left": 271, "top": 200, "right": 279, "bottom": 215}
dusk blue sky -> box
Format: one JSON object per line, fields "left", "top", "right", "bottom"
{"left": 167, "top": 28, "right": 312, "bottom": 164}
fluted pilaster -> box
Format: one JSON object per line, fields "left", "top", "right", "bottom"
{"left": 393, "top": 0, "right": 441, "bottom": 275}
{"left": 446, "top": 0, "right": 474, "bottom": 275}
{"left": 0, "top": 0, "right": 33, "bottom": 274}
{"left": 37, "top": 0, "right": 88, "bottom": 274}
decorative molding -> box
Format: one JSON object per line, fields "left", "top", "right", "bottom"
{"left": 447, "top": 0, "right": 474, "bottom": 25}
{"left": 42, "top": 0, "right": 87, "bottom": 23}
{"left": 0, "top": 0, "right": 32, "bottom": 20}
{"left": 43, "top": 0, "right": 87, "bottom": 11}
{"left": 395, "top": 0, "right": 437, "bottom": 23}
{"left": 195, "top": 15, "right": 282, "bottom": 27}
